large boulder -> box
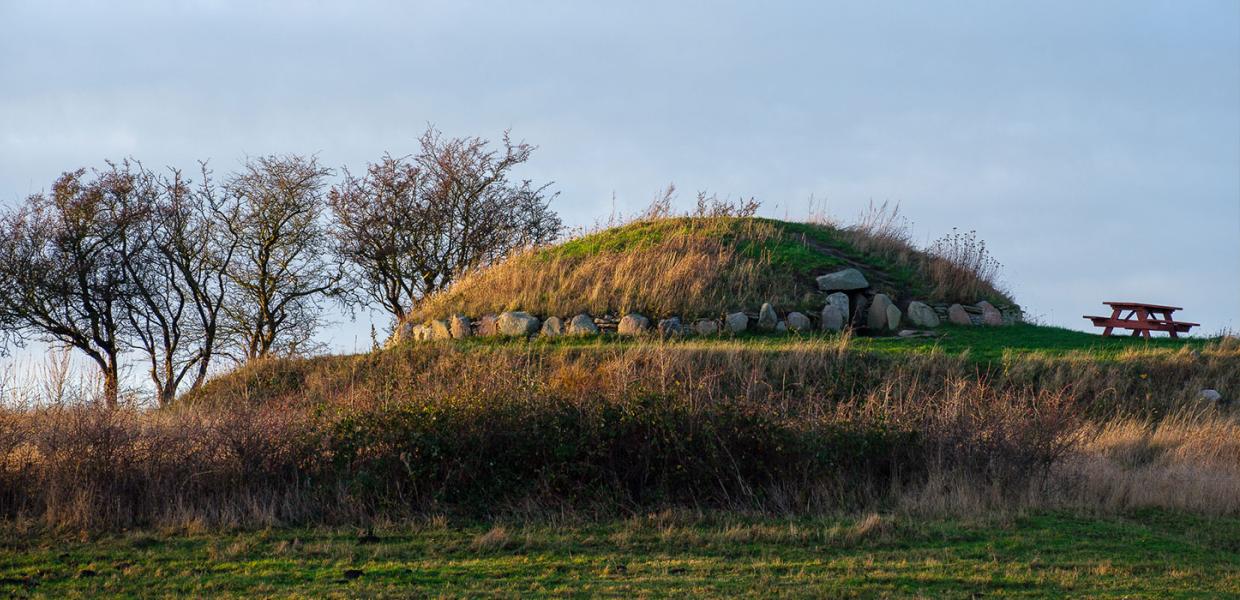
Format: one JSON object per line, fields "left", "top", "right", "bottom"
{"left": 477, "top": 314, "right": 499, "bottom": 336}
{"left": 496, "top": 311, "right": 540, "bottom": 337}
{"left": 657, "top": 317, "right": 682, "bottom": 337}
{"left": 694, "top": 319, "right": 719, "bottom": 336}
{"left": 540, "top": 316, "right": 564, "bottom": 337}
{"left": 977, "top": 301, "right": 1004, "bottom": 326}
{"left": 1200, "top": 389, "right": 1224, "bottom": 404}
{"left": 816, "top": 268, "right": 869, "bottom": 292}
{"left": 906, "top": 301, "right": 940, "bottom": 328}
{"left": 947, "top": 304, "right": 971, "bottom": 326}
{"left": 825, "top": 292, "right": 849, "bottom": 320}
{"left": 821, "top": 305, "right": 845, "bottom": 332}
{"left": 725, "top": 312, "right": 749, "bottom": 334}
{"left": 867, "top": 294, "right": 896, "bottom": 331}
{"left": 786, "top": 311, "right": 812, "bottom": 332}
{"left": 567, "top": 313, "right": 599, "bottom": 336}
{"left": 757, "top": 303, "right": 779, "bottom": 331}
{"left": 428, "top": 319, "right": 452, "bottom": 340}
{"left": 886, "top": 304, "right": 902, "bottom": 330}
{"left": 404, "top": 323, "right": 422, "bottom": 342}
{"left": 618, "top": 313, "right": 650, "bottom": 336}
{"left": 449, "top": 314, "right": 472, "bottom": 339}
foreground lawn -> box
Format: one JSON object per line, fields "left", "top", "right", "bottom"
{"left": 2, "top": 511, "right": 1237, "bottom": 598}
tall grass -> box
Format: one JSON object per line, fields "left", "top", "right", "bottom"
{"left": 1051, "top": 411, "right": 1240, "bottom": 514}
{"left": 1, "top": 339, "right": 1235, "bottom": 530}
{"left": 408, "top": 202, "right": 1015, "bottom": 325}
{"left": 410, "top": 217, "right": 802, "bottom": 321}
{"left": 927, "top": 228, "right": 1007, "bottom": 303}
{"left": 839, "top": 201, "right": 1010, "bottom": 305}
{"left": 839, "top": 200, "right": 917, "bottom": 260}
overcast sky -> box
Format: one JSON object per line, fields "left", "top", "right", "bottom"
{"left": 2, "top": 0, "right": 1238, "bottom": 359}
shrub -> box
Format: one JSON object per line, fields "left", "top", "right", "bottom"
{"left": 927, "top": 228, "right": 1007, "bottom": 303}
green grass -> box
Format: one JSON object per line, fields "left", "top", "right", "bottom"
{"left": 460, "top": 322, "right": 1212, "bottom": 364}
{"left": 3, "top": 511, "right": 1236, "bottom": 598}
{"left": 541, "top": 217, "right": 936, "bottom": 302}
{"left": 774, "top": 220, "right": 924, "bottom": 296}
{"left": 858, "top": 323, "right": 1213, "bottom": 362}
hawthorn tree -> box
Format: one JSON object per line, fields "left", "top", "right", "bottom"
{"left": 116, "top": 162, "right": 236, "bottom": 406}
{"left": 0, "top": 162, "right": 240, "bottom": 407}
{"left": 328, "top": 128, "right": 561, "bottom": 321}
{"left": 216, "top": 154, "right": 341, "bottom": 361}
{"left": 0, "top": 169, "right": 143, "bottom": 406}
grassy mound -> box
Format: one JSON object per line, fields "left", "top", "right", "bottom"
{"left": 408, "top": 216, "right": 1016, "bottom": 323}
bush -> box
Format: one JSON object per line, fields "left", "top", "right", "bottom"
{"left": 327, "top": 392, "right": 923, "bottom": 513}
{"left": 926, "top": 228, "right": 1007, "bottom": 303}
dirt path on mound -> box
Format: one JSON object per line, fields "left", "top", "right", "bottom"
{"left": 791, "top": 232, "right": 906, "bottom": 295}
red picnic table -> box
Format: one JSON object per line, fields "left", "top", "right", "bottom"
{"left": 1083, "top": 301, "right": 1198, "bottom": 339}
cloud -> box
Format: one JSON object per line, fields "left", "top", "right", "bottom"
{"left": 1, "top": 0, "right": 1236, "bottom": 339}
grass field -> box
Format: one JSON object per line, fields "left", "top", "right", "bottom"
{"left": 855, "top": 323, "right": 1214, "bottom": 362}
{"left": 2, "top": 511, "right": 1237, "bottom": 598}
{"left": 462, "top": 322, "right": 1217, "bottom": 363}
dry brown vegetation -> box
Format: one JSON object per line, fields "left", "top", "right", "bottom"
{"left": 405, "top": 195, "right": 1018, "bottom": 329}
{"left": 410, "top": 217, "right": 796, "bottom": 321}
{"left": 1050, "top": 412, "right": 1240, "bottom": 514}
{"left": 833, "top": 201, "right": 1012, "bottom": 306}
{"left": 926, "top": 228, "right": 1005, "bottom": 303}
{"left": 408, "top": 209, "right": 1016, "bottom": 326}
{"left": 0, "top": 338, "right": 1236, "bottom": 530}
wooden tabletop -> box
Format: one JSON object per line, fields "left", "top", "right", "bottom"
{"left": 1103, "top": 301, "right": 1183, "bottom": 311}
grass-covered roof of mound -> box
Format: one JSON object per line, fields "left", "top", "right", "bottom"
{"left": 408, "top": 215, "right": 1016, "bottom": 322}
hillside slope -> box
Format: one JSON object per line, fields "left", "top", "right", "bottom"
{"left": 408, "top": 216, "right": 1016, "bottom": 324}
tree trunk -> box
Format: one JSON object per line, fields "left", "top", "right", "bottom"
{"left": 157, "top": 386, "right": 176, "bottom": 408}
{"left": 101, "top": 368, "right": 119, "bottom": 408}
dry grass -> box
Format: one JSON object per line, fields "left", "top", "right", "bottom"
{"left": 408, "top": 206, "right": 1015, "bottom": 327}
{"left": 839, "top": 201, "right": 1011, "bottom": 305}
{"left": 892, "top": 409, "right": 1240, "bottom": 517}
{"left": 838, "top": 200, "right": 917, "bottom": 260}
{"left": 927, "top": 228, "right": 1007, "bottom": 303}
{"left": 0, "top": 400, "right": 323, "bottom": 530}
{"left": 0, "top": 340, "right": 1236, "bottom": 530}
{"left": 1050, "top": 411, "right": 1240, "bottom": 514}
{"left": 410, "top": 217, "right": 798, "bottom": 321}
{"left": 845, "top": 512, "right": 891, "bottom": 542}
{"left": 471, "top": 525, "right": 512, "bottom": 550}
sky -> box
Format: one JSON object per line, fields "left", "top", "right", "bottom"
{"left": 1, "top": 0, "right": 1238, "bottom": 370}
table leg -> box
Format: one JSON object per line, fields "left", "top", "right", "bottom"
{"left": 1136, "top": 307, "right": 1151, "bottom": 339}
{"left": 1102, "top": 306, "right": 1120, "bottom": 337}
{"left": 1164, "top": 310, "right": 1178, "bottom": 339}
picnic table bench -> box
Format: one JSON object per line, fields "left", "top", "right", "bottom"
{"left": 1083, "top": 301, "right": 1198, "bottom": 339}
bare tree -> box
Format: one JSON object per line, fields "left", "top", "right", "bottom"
{"left": 216, "top": 155, "right": 340, "bottom": 361}
{"left": 0, "top": 169, "right": 144, "bottom": 406}
{"left": 114, "top": 161, "right": 236, "bottom": 406}
{"left": 328, "top": 128, "right": 561, "bottom": 320}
